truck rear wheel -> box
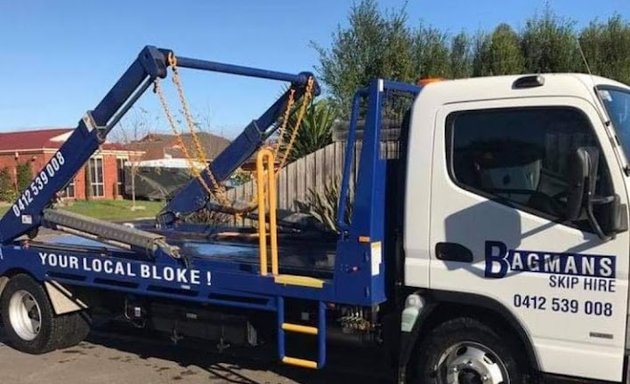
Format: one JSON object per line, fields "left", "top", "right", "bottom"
{"left": 0, "top": 274, "right": 88, "bottom": 354}
{"left": 58, "top": 311, "right": 91, "bottom": 349}
{"left": 414, "top": 317, "right": 528, "bottom": 384}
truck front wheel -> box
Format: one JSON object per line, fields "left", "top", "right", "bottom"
{"left": 0, "top": 274, "right": 86, "bottom": 354}
{"left": 414, "top": 317, "right": 528, "bottom": 384}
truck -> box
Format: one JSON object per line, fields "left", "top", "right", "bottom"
{"left": 0, "top": 45, "right": 629, "bottom": 384}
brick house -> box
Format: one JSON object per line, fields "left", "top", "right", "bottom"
{"left": 117, "top": 132, "right": 231, "bottom": 200}
{"left": 0, "top": 128, "right": 141, "bottom": 200}
{"left": 127, "top": 132, "right": 230, "bottom": 161}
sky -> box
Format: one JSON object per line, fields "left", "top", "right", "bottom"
{"left": 0, "top": 0, "right": 628, "bottom": 138}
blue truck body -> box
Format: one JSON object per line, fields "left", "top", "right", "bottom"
{"left": 0, "top": 46, "right": 421, "bottom": 369}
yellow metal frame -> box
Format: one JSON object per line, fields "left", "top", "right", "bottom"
{"left": 282, "top": 322, "right": 318, "bottom": 335}
{"left": 256, "top": 148, "right": 278, "bottom": 276}
{"left": 255, "top": 148, "right": 325, "bottom": 290}
{"left": 282, "top": 356, "right": 318, "bottom": 369}
{"left": 274, "top": 274, "right": 324, "bottom": 288}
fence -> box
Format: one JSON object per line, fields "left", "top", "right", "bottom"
{"left": 225, "top": 140, "right": 400, "bottom": 225}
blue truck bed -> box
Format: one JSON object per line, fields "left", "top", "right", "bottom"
{"left": 42, "top": 231, "right": 337, "bottom": 277}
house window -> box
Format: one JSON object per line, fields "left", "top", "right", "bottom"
{"left": 447, "top": 107, "right": 612, "bottom": 224}
{"left": 63, "top": 179, "right": 75, "bottom": 198}
{"left": 116, "top": 158, "right": 126, "bottom": 196}
{"left": 89, "top": 158, "right": 104, "bottom": 197}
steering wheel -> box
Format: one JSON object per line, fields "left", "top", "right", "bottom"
{"left": 487, "top": 188, "right": 565, "bottom": 216}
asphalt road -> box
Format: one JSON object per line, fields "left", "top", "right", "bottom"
{"left": 0, "top": 324, "right": 392, "bottom": 384}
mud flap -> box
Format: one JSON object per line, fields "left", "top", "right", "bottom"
{"left": 44, "top": 281, "right": 88, "bottom": 315}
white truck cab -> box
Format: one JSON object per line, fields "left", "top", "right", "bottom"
{"left": 403, "top": 74, "right": 630, "bottom": 383}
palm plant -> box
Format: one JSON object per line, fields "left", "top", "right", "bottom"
{"left": 296, "top": 178, "right": 353, "bottom": 233}
{"left": 280, "top": 99, "right": 339, "bottom": 163}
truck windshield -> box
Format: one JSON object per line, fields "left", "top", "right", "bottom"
{"left": 599, "top": 87, "right": 630, "bottom": 158}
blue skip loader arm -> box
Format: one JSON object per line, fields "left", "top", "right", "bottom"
{"left": 0, "top": 45, "right": 319, "bottom": 243}
{"left": 157, "top": 64, "right": 319, "bottom": 225}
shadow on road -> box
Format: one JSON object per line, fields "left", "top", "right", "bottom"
{"left": 1, "top": 322, "right": 392, "bottom": 384}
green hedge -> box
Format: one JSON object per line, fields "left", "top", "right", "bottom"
{"left": 16, "top": 162, "right": 32, "bottom": 194}
{"left": 0, "top": 167, "right": 15, "bottom": 202}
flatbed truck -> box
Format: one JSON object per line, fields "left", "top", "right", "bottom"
{"left": 1, "top": 46, "right": 630, "bottom": 384}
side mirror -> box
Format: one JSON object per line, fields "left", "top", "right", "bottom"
{"left": 566, "top": 147, "right": 626, "bottom": 241}
{"left": 566, "top": 147, "right": 592, "bottom": 221}
{"left": 597, "top": 194, "right": 628, "bottom": 235}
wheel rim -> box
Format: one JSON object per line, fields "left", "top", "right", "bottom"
{"left": 8, "top": 290, "right": 42, "bottom": 341}
{"left": 434, "top": 341, "right": 509, "bottom": 384}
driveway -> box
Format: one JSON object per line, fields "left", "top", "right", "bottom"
{"left": 0, "top": 324, "right": 390, "bottom": 384}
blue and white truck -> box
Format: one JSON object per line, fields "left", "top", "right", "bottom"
{"left": 1, "top": 46, "right": 630, "bottom": 384}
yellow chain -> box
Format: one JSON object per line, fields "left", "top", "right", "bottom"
{"left": 168, "top": 54, "right": 210, "bottom": 169}
{"left": 246, "top": 77, "right": 315, "bottom": 208}
{"left": 167, "top": 53, "right": 230, "bottom": 204}
{"left": 273, "top": 88, "right": 296, "bottom": 158}
{"left": 153, "top": 78, "right": 217, "bottom": 199}
{"left": 153, "top": 52, "right": 315, "bottom": 216}
{"left": 248, "top": 86, "right": 296, "bottom": 209}
{"left": 277, "top": 76, "right": 315, "bottom": 170}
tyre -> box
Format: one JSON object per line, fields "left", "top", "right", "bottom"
{"left": 414, "top": 317, "right": 528, "bottom": 384}
{"left": 0, "top": 274, "right": 89, "bottom": 354}
{"left": 58, "top": 311, "right": 91, "bottom": 349}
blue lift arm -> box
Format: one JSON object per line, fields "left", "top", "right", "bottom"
{"left": 156, "top": 67, "right": 319, "bottom": 225}
{"left": 156, "top": 86, "right": 310, "bottom": 225}
{"left": 0, "top": 45, "right": 319, "bottom": 243}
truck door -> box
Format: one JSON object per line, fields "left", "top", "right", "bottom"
{"left": 428, "top": 97, "right": 630, "bottom": 381}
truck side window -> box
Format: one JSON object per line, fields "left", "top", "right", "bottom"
{"left": 447, "top": 107, "right": 612, "bottom": 224}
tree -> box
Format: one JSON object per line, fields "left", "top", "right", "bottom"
{"left": 380, "top": 8, "right": 416, "bottom": 83}
{"left": 114, "top": 108, "right": 152, "bottom": 210}
{"left": 473, "top": 24, "right": 524, "bottom": 76}
{"left": 313, "top": 1, "right": 630, "bottom": 115}
{"left": 16, "top": 162, "right": 32, "bottom": 194}
{"left": 0, "top": 167, "right": 15, "bottom": 202}
{"left": 313, "top": 0, "right": 415, "bottom": 114}
{"left": 580, "top": 14, "right": 630, "bottom": 84}
{"left": 412, "top": 24, "right": 450, "bottom": 78}
{"left": 472, "top": 31, "right": 491, "bottom": 76}
{"left": 490, "top": 24, "right": 525, "bottom": 75}
{"left": 521, "top": 5, "right": 579, "bottom": 73}
{"left": 450, "top": 32, "right": 473, "bottom": 78}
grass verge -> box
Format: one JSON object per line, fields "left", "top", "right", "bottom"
{"left": 0, "top": 200, "right": 164, "bottom": 221}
